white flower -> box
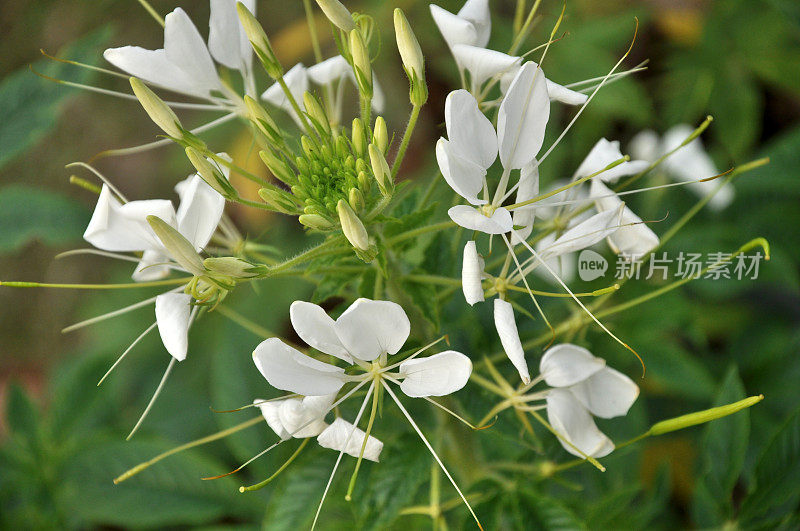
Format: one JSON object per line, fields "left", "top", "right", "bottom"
{"left": 590, "top": 179, "right": 659, "bottom": 259}
{"left": 540, "top": 344, "right": 639, "bottom": 458}
{"left": 574, "top": 138, "right": 650, "bottom": 183}
{"left": 500, "top": 61, "right": 589, "bottom": 106}
{"left": 630, "top": 125, "right": 734, "bottom": 210}
{"left": 430, "top": 0, "right": 491, "bottom": 51}
{"left": 252, "top": 299, "right": 472, "bottom": 398}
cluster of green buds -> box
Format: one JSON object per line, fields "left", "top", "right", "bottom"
{"left": 257, "top": 92, "right": 393, "bottom": 261}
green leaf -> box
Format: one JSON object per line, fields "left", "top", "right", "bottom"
{"left": 738, "top": 407, "right": 800, "bottom": 527}
{"left": 0, "top": 185, "right": 89, "bottom": 253}
{"left": 691, "top": 366, "right": 748, "bottom": 527}
{"left": 521, "top": 489, "right": 586, "bottom": 531}
{"left": 0, "top": 26, "right": 111, "bottom": 170}
{"left": 262, "top": 456, "right": 333, "bottom": 530}
{"left": 5, "top": 383, "right": 39, "bottom": 438}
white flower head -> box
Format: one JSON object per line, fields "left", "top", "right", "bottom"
{"left": 430, "top": 0, "right": 491, "bottom": 51}
{"left": 590, "top": 179, "right": 659, "bottom": 259}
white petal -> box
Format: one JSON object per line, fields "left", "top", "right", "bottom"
{"left": 301, "top": 393, "right": 337, "bottom": 417}
{"left": 444, "top": 89, "right": 497, "bottom": 169}
{"left": 628, "top": 129, "right": 660, "bottom": 162}
{"left": 545, "top": 79, "right": 588, "bottom": 105}
{"left": 590, "top": 179, "right": 659, "bottom": 258}
{"left": 547, "top": 388, "right": 614, "bottom": 458}
{"left": 399, "top": 350, "right": 472, "bottom": 397}
{"left": 498, "top": 62, "right": 550, "bottom": 170}
{"left": 334, "top": 299, "right": 410, "bottom": 361}
{"left": 316, "top": 417, "right": 383, "bottom": 462}
{"left": 252, "top": 338, "right": 346, "bottom": 396}
{"left": 570, "top": 366, "right": 639, "bottom": 419}
{"left": 307, "top": 55, "right": 350, "bottom": 85}
{"left": 510, "top": 159, "right": 540, "bottom": 244}
{"left": 430, "top": 4, "right": 478, "bottom": 49}
{"left": 436, "top": 138, "right": 487, "bottom": 205}
{"left": 461, "top": 241, "right": 485, "bottom": 305}
{"left": 372, "top": 74, "right": 386, "bottom": 113}
{"left": 155, "top": 292, "right": 192, "bottom": 361}
{"left": 493, "top": 299, "right": 530, "bottom": 383}
{"left": 83, "top": 185, "right": 176, "bottom": 252}
{"left": 208, "top": 0, "right": 255, "bottom": 71}
{"left": 448, "top": 205, "right": 512, "bottom": 234}
{"left": 457, "top": 0, "right": 491, "bottom": 48}
{"left": 254, "top": 398, "right": 291, "bottom": 439}
{"left": 279, "top": 397, "right": 329, "bottom": 438}
{"left": 574, "top": 138, "right": 649, "bottom": 184}
{"left": 539, "top": 343, "right": 605, "bottom": 388}
{"left": 132, "top": 249, "right": 171, "bottom": 281}
{"left": 164, "top": 8, "right": 222, "bottom": 94}
{"left": 103, "top": 47, "right": 199, "bottom": 96}
{"left": 540, "top": 206, "right": 623, "bottom": 259}
{"left": 262, "top": 63, "right": 308, "bottom": 112}
{"left": 175, "top": 175, "right": 225, "bottom": 251}
{"left": 533, "top": 237, "right": 578, "bottom": 285}
{"left": 452, "top": 45, "right": 521, "bottom": 92}
{"left": 290, "top": 301, "right": 352, "bottom": 362}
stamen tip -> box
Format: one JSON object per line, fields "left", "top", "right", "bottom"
{"left": 238, "top": 486, "right": 246, "bottom": 493}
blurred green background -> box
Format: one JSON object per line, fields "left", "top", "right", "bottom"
{"left": 1, "top": 0, "right": 799, "bottom": 528}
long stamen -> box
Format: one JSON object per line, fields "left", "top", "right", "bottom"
{"left": 345, "top": 380, "right": 381, "bottom": 500}
{"left": 202, "top": 440, "right": 283, "bottom": 480}
{"left": 62, "top": 286, "right": 184, "bottom": 333}
{"left": 126, "top": 357, "right": 177, "bottom": 440}
{"left": 312, "top": 382, "right": 376, "bottom": 530}
{"left": 98, "top": 322, "right": 157, "bottom": 386}
{"left": 381, "top": 336, "right": 449, "bottom": 372}
{"left": 382, "top": 381, "right": 484, "bottom": 530}
{"left": 239, "top": 438, "right": 310, "bottom": 491}
{"left": 56, "top": 249, "right": 142, "bottom": 263}
{"left": 65, "top": 161, "right": 129, "bottom": 201}
{"left": 1, "top": 277, "right": 190, "bottom": 291}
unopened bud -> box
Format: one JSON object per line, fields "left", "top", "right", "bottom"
{"left": 299, "top": 213, "right": 335, "bottom": 230}
{"left": 349, "top": 30, "right": 372, "bottom": 98}
{"left": 352, "top": 118, "right": 367, "bottom": 157}
{"left": 315, "top": 0, "right": 356, "bottom": 32}
{"left": 185, "top": 148, "right": 236, "bottom": 198}
{"left": 244, "top": 95, "right": 281, "bottom": 144}
{"left": 130, "top": 78, "right": 183, "bottom": 138}
{"left": 373, "top": 116, "right": 388, "bottom": 154}
{"left": 393, "top": 9, "right": 425, "bottom": 83}
{"left": 258, "top": 187, "right": 301, "bottom": 214}
{"left": 337, "top": 199, "right": 369, "bottom": 251}
{"left": 203, "top": 257, "right": 260, "bottom": 278}
{"left": 146, "top": 216, "right": 205, "bottom": 276}
{"left": 349, "top": 188, "right": 365, "bottom": 211}
{"left": 368, "top": 144, "right": 391, "bottom": 196}
{"left": 357, "top": 170, "right": 371, "bottom": 192}
{"left": 300, "top": 136, "right": 317, "bottom": 159}
{"left": 649, "top": 395, "right": 764, "bottom": 436}
{"left": 303, "top": 92, "right": 330, "bottom": 134}
{"left": 259, "top": 150, "right": 296, "bottom": 186}
{"left": 237, "top": 2, "right": 282, "bottom": 79}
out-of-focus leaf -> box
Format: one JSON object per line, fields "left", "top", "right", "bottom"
{"left": 0, "top": 185, "right": 89, "bottom": 252}
{"left": 691, "top": 366, "right": 747, "bottom": 527}
{"left": 0, "top": 26, "right": 111, "bottom": 170}
{"left": 5, "top": 383, "right": 39, "bottom": 438}
{"left": 262, "top": 456, "right": 332, "bottom": 530}
{"left": 521, "top": 489, "right": 586, "bottom": 531}
{"left": 738, "top": 407, "right": 800, "bottom": 527}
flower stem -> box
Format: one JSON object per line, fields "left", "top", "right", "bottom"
{"left": 386, "top": 220, "right": 455, "bottom": 247}
{"left": 391, "top": 104, "right": 422, "bottom": 179}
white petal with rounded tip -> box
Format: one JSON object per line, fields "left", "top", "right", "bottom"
{"left": 279, "top": 397, "right": 329, "bottom": 438}
{"left": 290, "top": 301, "right": 352, "bottom": 362}
{"left": 547, "top": 388, "right": 614, "bottom": 458}
{"left": 307, "top": 55, "right": 350, "bottom": 85}
{"left": 132, "top": 249, "right": 171, "bottom": 281}
{"left": 155, "top": 292, "right": 192, "bottom": 361}
{"left": 445, "top": 89, "right": 497, "bottom": 169}
{"left": 255, "top": 398, "right": 290, "bottom": 439}
{"left": 208, "top": 0, "right": 254, "bottom": 71}
{"left": 545, "top": 80, "right": 588, "bottom": 105}
{"left": 84, "top": 185, "right": 177, "bottom": 252}
{"left": 457, "top": 0, "right": 491, "bottom": 48}
{"left": 510, "top": 160, "right": 540, "bottom": 244}
{"left": 574, "top": 138, "right": 649, "bottom": 184}
{"left": 316, "top": 417, "right": 383, "bottom": 462}
{"left": 436, "top": 138, "right": 487, "bottom": 205}
{"left": 175, "top": 175, "right": 225, "bottom": 251}
{"left": 448, "top": 205, "right": 512, "bottom": 234}
{"left": 461, "top": 241, "right": 485, "bottom": 305}
{"left": 430, "top": 4, "right": 478, "bottom": 50}
{"left": 493, "top": 299, "right": 530, "bottom": 383}
{"left": 399, "top": 350, "right": 473, "bottom": 397}
{"left": 334, "top": 299, "right": 410, "bottom": 361}
{"left": 252, "top": 338, "right": 346, "bottom": 396}
{"left": 590, "top": 179, "right": 659, "bottom": 258}
{"left": 570, "top": 366, "right": 639, "bottom": 419}
{"left": 164, "top": 8, "right": 222, "bottom": 93}
{"left": 103, "top": 47, "right": 200, "bottom": 96}
{"left": 539, "top": 343, "right": 605, "bottom": 388}
{"left": 540, "top": 206, "right": 622, "bottom": 260}
{"left": 498, "top": 62, "right": 550, "bottom": 170}
{"left": 453, "top": 45, "right": 521, "bottom": 92}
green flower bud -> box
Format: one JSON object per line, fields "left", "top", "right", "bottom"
{"left": 349, "top": 187, "right": 365, "bottom": 211}
{"left": 393, "top": 9, "right": 425, "bottom": 83}
{"left": 146, "top": 216, "right": 205, "bottom": 276}
{"left": 244, "top": 95, "right": 282, "bottom": 144}
{"left": 351, "top": 118, "right": 367, "bottom": 157}
{"left": 336, "top": 134, "right": 350, "bottom": 158}
{"left": 185, "top": 147, "right": 236, "bottom": 198}
{"left": 349, "top": 30, "right": 372, "bottom": 98}
{"left": 649, "top": 395, "right": 764, "bottom": 436}
{"left": 237, "top": 2, "right": 282, "bottom": 79}
{"left": 303, "top": 91, "right": 330, "bottom": 135}
{"left": 368, "top": 143, "right": 392, "bottom": 196}
{"left": 259, "top": 150, "right": 297, "bottom": 186}
{"left": 203, "top": 257, "right": 260, "bottom": 278}
{"left": 130, "top": 78, "right": 183, "bottom": 138}
{"left": 315, "top": 0, "right": 356, "bottom": 32}
{"left": 357, "top": 170, "right": 371, "bottom": 192}
{"left": 337, "top": 199, "right": 369, "bottom": 251}
{"left": 258, "top": 187, "right": 301, "bottom": 214}
{"left": 373, "top": 116, "right": 388, "bottom": 154}
{"left": 299, "top": 213, "right": 335, "bottom": 230}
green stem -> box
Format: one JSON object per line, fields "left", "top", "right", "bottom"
{"left": 385, "top": 220, "right": 455, "bottom": 246}
{"left": 277, "top": 77, "right": 313, "bottom": 134}
{"left": 266, "top": 236, "right": 348, "bottom": 275}
{"left": 216, "top": 306, "right": 275, "bottom": 338}
{"left": 391, "top": 104, "right": 421, "bottom": 179}
{"left": 240, "top": 438, "right": 310, "bottom": 492}
{"left": 0, "top": 278, "right": 190, "bottom": 290}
